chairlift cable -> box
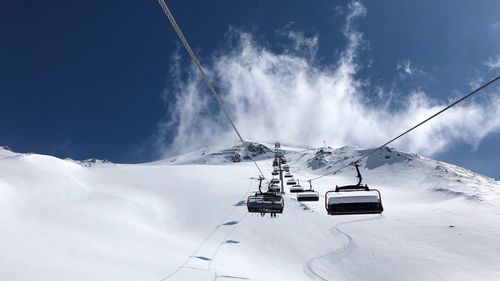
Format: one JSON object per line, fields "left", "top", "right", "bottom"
{"left": 308, "top": 74, "right": 500, "bottom": 182}
{"left": 157, "top": 0, "right": 265, "bottom": 178}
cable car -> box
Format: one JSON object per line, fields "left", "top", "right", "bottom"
{"left": 289, "top": 180, "right": 304, "bottom": 193}
{"left": 296, "top": 181, "right": 319, "bottom": 202}
{"left": 287, "top": 179, "right": 297, "bottom": 185}
{"left": 284, "top": 172, "right": 292, "bottom": 178}
{"left": 247, "top": 178, "right": 284, "bottom": 215}
{"left": 325, "top": 164, "right": 383, "bottom": 215}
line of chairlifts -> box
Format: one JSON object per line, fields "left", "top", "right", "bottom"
{"left": 247, "top": 159, "right": 383, "bottom": 216}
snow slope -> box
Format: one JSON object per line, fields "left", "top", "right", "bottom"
{"left": 1, "top": 144, "right": 500, "bottom": 281}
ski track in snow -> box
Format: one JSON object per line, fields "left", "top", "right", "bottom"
{"left": 208, "top": 211, "right": 249, "bottom": 281}
{"left": 304, "top": 215, "right": 383, "bottom": 281}
{"left": 160, "top": 182, "right": 253, "bottom": 281}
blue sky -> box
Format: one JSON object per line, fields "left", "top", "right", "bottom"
{"left": 1, "top": 1, "right": 499, "bottom": 178}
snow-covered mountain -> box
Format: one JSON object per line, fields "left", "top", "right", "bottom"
{"left": 1, "top": 143, "right": 499, "bottom": 281}
{"left": 161, "top": 142, "right": 274, "bottom": 165}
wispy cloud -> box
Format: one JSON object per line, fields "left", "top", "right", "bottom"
{"left": 155, "top": 1, "right": 500, "bottom": 158}
{"left": 396, "top": 60, "right": 414, "bottom": 75}
{"left": 277, "top": 23, "right": 319, "bottom": 58}
{"left": 492, "top": 21, "right": 500, "bottom": 30}
{"left": 396, "top": 59, "right": 429, "bottom": 79}
{"left": 484, "top": 56, "right": 500, "bottom": 70}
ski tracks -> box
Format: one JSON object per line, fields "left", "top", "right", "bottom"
{"left": 160, "top": 181, "right": 253, "bottom": 281}
{"left": 304, "top": 215, "right": 383, "bottom": 281}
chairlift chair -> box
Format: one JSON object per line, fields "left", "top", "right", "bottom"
{"left": 271, "top": 178, "right": 280, "bottom": 185}
{"left": 289, "top": 180, "right": 304, "bottom": 193}
{"left": 247, "top": 177, "right": 284, "bottom": 214}
{"left": 272, "top": 170, "right": 279, "bottom": 176}
{"left": 283, "top": 165, "right": 290, "bottom": 172}
{"left": 325, "top": 164, "right": 383, "bottom": 215}
{"left": 296, "top": 181, "right": 319, "bottom": 202}
{"left": 268, "top": 184, "right": 281, "bottom": 193}
{"left": 247, "top": 193, "right": 284, "bottom": 214}
{"left": 284, "top": 172, "right": 293, "bottom": 178}
{"left": 287, "top": 178, "right": 297, "bottom": 186}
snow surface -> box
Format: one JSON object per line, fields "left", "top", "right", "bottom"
{"left": 1, "top": 144, "right": 500, "bottom": 281}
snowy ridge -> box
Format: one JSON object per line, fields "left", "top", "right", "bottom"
{"left": 162, "top": 142, "right": 274, "bottom": 165}
{"left": 0, "top": 146, "right": 23, "bottom": 159}
{"left": 66, "top": 158, "right": 114, "bottom": 167}
{"left": 289, "top": 145, "right": 499, "bottom": 201}
{"left": 1, "top": 143, "right": 500, "bottom": 281}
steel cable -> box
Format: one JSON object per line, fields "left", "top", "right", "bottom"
{"left": 307, "top": 74, "right": 500, "bottom": 182}
{"left": 157, "top": 0, "right": 265, "bottom": 178}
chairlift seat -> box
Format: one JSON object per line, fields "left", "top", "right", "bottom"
{"left": 289, "top": 185, "right": 304, "bottom": 193}
{"left": 287, "top": 179, "right": 297, "bottom": 185}
{"left": 269, "top": 184, "right": 280, "bottom": 192}
{"left": 247, "top": 193, "right": 284, "bottom": 214}
{"left": 284, "top": 173, "right": 292, "bottom": 178}
{"left": 325, "top": 189, "right": 383, "bottom": 215}
{"left": 328, "top": 193, "right": 380, "bottom": 204}
{"left": 297, "top": 190, "right": 320, "bottom": 202}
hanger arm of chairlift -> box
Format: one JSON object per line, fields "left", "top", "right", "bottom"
{"left": 354, "top": 163, "right": 362, "bottom": 186}
{"left": 334, "top": 164, "right": 370, "bottom": 191}
{"left": 307, "top": 180, "right": 314, "bottom": 191}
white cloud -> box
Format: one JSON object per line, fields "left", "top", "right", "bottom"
{"left": 396, "top": 59, "right": 429, "bottom": 79}
{"left": 484, "top": 56, "right": 500, "bottom": 70}
{"left": 155, "top": 1, "right": 500, "bottom": 158}
{"left": 492, "top": 21, "right": 500, "bottom": 30}
{"left": 467, "top": 75, "right": 485, "bottom": 89}
{"left": 396, "top": 60, "right": 414, "bottom": 75}
{"left": 278, "top": 27, "right": 319, "bottom": 58}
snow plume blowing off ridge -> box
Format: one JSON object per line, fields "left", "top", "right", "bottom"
{"left": 156, "top": 1, "right": 500, "bottom": 158}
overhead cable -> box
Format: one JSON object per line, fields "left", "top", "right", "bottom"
{"left": 308, "top": 74, "right": 500, "bottom": 182}
{"left": 157, "top": 0, "right": 265, "bottom": 178}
